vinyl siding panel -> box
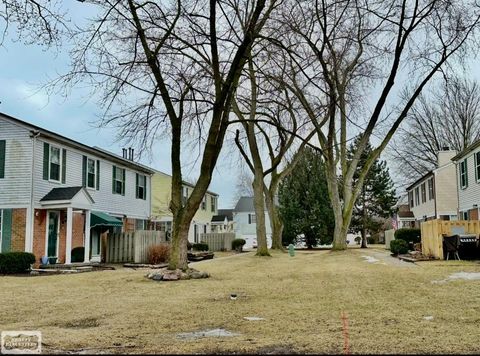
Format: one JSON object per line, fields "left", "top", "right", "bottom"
{"left": 0, "top": 118, "right": 32, "bottom": 206}
{"left": 32, "top": 137, "right": 151, "bottom": 219}
{"left": 457, "top": 148, "right": 480, "bottom": 212}
{"left": 435, "top": 163, "right": 458, "bottom": 216}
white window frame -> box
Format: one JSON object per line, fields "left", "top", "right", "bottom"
{"left": 137, "top": 174, "right": 146, "bottom": 199}
{"left": 86, "top": 157, "right": 97, "bottom": 189}
{"left": 249, "top": 213, "right": 257, "bottom": 224}
{"left": 421, "top": 183, "right": 426, "bottom": 204}
{"left": 211, "top": 196, "right": 216, "bottom": 213}
{"left": 113, "top": 166, "right": 125, "bottom": 195}
{"left": 460, "top": 159, "right": 468, "bottom": 189}
{"left": 476, "top": 152, "right": 480, "bottom": 183}
{"left": 415, "top": 187, "right": 420, "bottom": 206}
{"left": 49, "top": 145, "right": 62, "bottom": 183}
{"left": 428, "top": 178, "right": 434, "bottom": 200}
{"left": 201, "top": 196, "right": 206, "bottom": 210}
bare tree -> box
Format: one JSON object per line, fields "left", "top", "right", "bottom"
{"left": 51, "top": 0, "right": 277, "bottom": 271}
{"left": 233, "top": 48, "right": 315, "bottom": 254}
{"left": 271, "top": 0, "right": 480, "bottom": 250}
{"left": 389, "top": 76, "right": 480, "bottom": 186}
{"left": 0, "top": 0, "right": 68, "bottom": 46}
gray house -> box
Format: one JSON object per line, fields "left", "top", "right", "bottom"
{"left": 232, "top": 197, "right": 272, "bottom": 249}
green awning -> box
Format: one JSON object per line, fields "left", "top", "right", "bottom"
{"left": 90, "top": 211, "right": 123, "bottom": 229}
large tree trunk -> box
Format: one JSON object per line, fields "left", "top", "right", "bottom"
{"left": 360, "top": 229, "right": 367, "bottom": 248}
{"left": 264, "top": 190, "right": 284, "bottom": 251}
{"left": 168, "top": 218, "right": 189, "bottom": 271}
{"left": 253, "top": 173, "right": 269, "bottom": 256}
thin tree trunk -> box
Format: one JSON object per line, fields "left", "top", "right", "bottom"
{"left": 361, "top": 190, "right": 368, "bottom": 248}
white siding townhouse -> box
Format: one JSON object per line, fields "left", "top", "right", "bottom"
{"left": 0, "top": 112, "right": 153, "bottom": 265}
{"left": 406, "top": 149, "right": 458, "bottom": 225}
{"left": 233, "top": 197, "right": 272, "bottom": 249}
{"left": 452, "top": 139, "right": 480, "bottom": 220}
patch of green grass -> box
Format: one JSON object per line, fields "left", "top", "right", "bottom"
{"left": 1, "top": 249, "right": 479, "bottom": 354}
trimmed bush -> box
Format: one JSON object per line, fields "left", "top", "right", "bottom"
{"left": 147, "top": 244, "right": 170, "bottom": 264}
{"left": 192, "top": 243, "right": 209, "bottom": 251}
{"left": 71, "top": 247, "right": 85, "bottom": 263}
{"left": 390, "top": 239, "right": 408, "bottom": 255}
{"left": 0, "top": 252, "right": 36, "bottom": 274}
{"left": 394, "top": 228, "right": 421, "bottom": 244}
{"left": 232, "top": 238, "right": 246, "bottom": 252}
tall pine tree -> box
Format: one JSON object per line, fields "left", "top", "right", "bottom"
{"left": 279, "top": 148, "right": 335, "bottom": 248}
{"left": 347, "top": 136, "right": 397, "bottom": 248}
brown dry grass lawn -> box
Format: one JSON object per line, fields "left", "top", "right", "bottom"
{"left": 1, "top": 247, "right": 480, "bottom": 354}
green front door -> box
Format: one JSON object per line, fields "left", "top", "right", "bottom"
{"left": 47, "top": 211, "right": 59, "bottom": 257}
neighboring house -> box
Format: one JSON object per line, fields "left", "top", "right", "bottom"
{"left": 452, "top": 139, "right": 480, "bottom": 220}
{"left": 406, "top": 149, "right": 458, "bottom": 225}
{"left": 232, "top": 196, "right": 272, "bottom": 249}
{"left": 392, "top": 195, "right": 416, "bottom": 229}
{"left": 0, "top": 113, "right": 154, "bottom": 264}
{"left": 211, "top": 209, "right": 234, "bottom": 233}
{"left": 150, "top": 170, "right": 219, "bottom": 243}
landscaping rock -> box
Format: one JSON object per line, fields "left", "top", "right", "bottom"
{"left": 147, "top": 268, "right": 210, "bottom": 282}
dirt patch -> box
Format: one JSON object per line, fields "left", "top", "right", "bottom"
{"left": 61, "top": 317, "right": 100, "bottom": 329}
{"left": 432, "top": 272, "right": 480, "bottom": 284}
{"left": 176, "top": 328, "right": 240, "bottom": 340}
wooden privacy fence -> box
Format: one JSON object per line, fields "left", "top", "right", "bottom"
{"left": 200, "top": 233, "right": 236, "bottom": 251}
{"left": 106, "top": 230, "right": 166, "bottom": 263}
{"left": 421, "top": 220, "right": 480, "bottom": 259}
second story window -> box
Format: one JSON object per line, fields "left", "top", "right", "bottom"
{"left": 476, "top": 152, "right": 480, "bottom": 182}
{"left": 201, "top": 196, "right": 206, "bottom": 210}
{"left": 428, "top": 178, "right": 434, "bottom": 200}
{"left": 409, "top": 191, "right": 414, "bottom": 208}
{"left": 136, "top": 174, "right": 147, "bottom": 200}
{"left": 112, "top": 166, "right": 125, "bottom": 195}
{"left": 0, "top": 140, "right": 5, "bottom": 179}
{"left": 248, "top": 213, "right": 257, "bottom": 224}
{"left": 211, "top": 196, "right": 216, "bottom": 213}
{"left": 87, "top": 158, "right": 96, "bottom": 189}
{"left": 415, "top": 187, "right": 420, "bottom": 206}
{"left": 49, "top": 146, "right": 61, "bottom": 182}
{"left": 460, "top": 159, "right": 468, "bottom": 189}
{"left": 421, "top": 183, "right": 426, "bottom": 203}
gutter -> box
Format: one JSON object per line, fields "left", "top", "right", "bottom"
{"left": 28, "top": 130, "right": 40, "bottom": 252}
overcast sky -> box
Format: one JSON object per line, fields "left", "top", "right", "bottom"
{"left": 0, "top": 2, "right": 245, "bottom": 209}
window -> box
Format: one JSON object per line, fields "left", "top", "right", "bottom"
{"left": 112, "top": 166, "right": 125, "bottom": 195}
{"left": 136, "top": 174, "right": 147, "bottom": 200}
{"left": 421, "top": 183, "right": 426, "bottom": 203}
{"left": 0, "top": 140, "right": 5, "bottom": 179}
{"left": 476, "top": 152, "right": 480, "bottom": 182}
{"left": 428, "top": 178, "right": 434, "bottom": 200}
{"left": 49, "top": 146, "right": 61, "bottom": 181}
{"left": 415, "top": 187, "right": 420, "bottom": 206}
{"left": 211, "top": 196, "right": 217, "bottom": 213}
{"left": 135, "top": 219, "right": 146, "bottom": 231}
{"left": 182, "top": 187, "right": 189, "bottom": 205}
{"left": 462, "top": 211, "right": 469, "bottom": 220}
{"left": 87, "top": 158, "right": 96, "bottom": 189}
{"left": 409, "top": 191, "right": 414, "bottom": 208}
{"left": 201, "top": 195, "right": 206, "bottom": 210}
{"left": 460, "top": 159, "right": 468, "bottom": 189}
{"left": 248, "top": 213, "right": 257, "bottom": 224}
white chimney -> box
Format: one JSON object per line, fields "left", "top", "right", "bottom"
{"left": 437, "top": 148, "right": 457, "bottom": 167}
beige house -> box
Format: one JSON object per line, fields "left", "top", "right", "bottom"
{"left": 406, "top": 150, "right": 458, "bottom": 225}
{"left": 150, "top": 170, "right": 218, "bottom": 242}
{"left": 452, "top": 139, "right": 480, "bottom": 220}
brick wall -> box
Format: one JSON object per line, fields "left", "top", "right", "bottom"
{"left": 10, "top": 208, "right": 26, "bottom": 252}
{"left": 469, "top": 208, "right": 479, "bottom": 220}
{"left": 33, "top": 209, "right": 47, "bottom": 264}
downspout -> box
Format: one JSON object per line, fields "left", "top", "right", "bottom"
{"left": 28, "top": 130, "right": 40, "bottom": 252}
